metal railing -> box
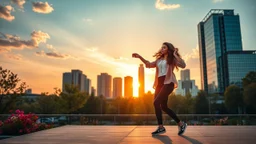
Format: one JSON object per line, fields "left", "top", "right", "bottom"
{"left": 1, "top": 114, "right": 256, "bottom": 126}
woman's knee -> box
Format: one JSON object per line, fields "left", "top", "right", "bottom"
{"left": 153, "top": 100, "right": 160, "bottom": 107}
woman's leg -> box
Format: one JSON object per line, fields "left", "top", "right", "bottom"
{"left": 159, "top": 83, "right": 181, "bottom": 123}
{"left": 153, "top": 85, "right": 163, "bottom": 126}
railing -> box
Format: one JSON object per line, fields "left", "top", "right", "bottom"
{"left": 1, "top": 114, "right": 256, "bottom": 126}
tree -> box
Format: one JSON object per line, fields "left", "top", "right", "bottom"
{"left": 60, "top": 84, "right": 88, "bottom": 113}
{"left": 194, "top": 91, "right": 209, "bottom": 114}
{"left": 184, "top": 93, "right": 194, "bottom": 114}
{"left": 35, "top": 94, "right": 64, "bottom": 114}
{"left": 168, "top": 93, "right": 185, "bottom": 114}
{"left": 224, "top": 85, "right": 243, "bottom": 113}
{"left": 242, "top": 71, "right": 256, "bottom": 87}
{"left": 244, "top": 83, "right": 256, "bottom": 111}
{"left": 0, "top": 67, "right": 28, "bottom": 113}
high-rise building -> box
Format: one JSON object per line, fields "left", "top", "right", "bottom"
{"left": 62, "top": 70, "right": 92, "bottom": 93}
{"left": 225, "top": 51, "right": 256, "bottom": 88}
{"left": 124, "top": 76, "right": 133, "bottom": 98}
{"left": 175, "top": 69, "right": 199, "bottom": 97}
{"left": 138, "top": 64, "right": 145, "bottom": 97}
{"left": 82, "top": 74, "right": 91, "bottom": 94}
{"left": 71, "top": 70, "right": 84, "bottom": 91}
{"left": 198, "top": 9, "right": 246, "bottom": 94}
{"left": 181, "top": 69, "right": 190, "bottom": 81}
{"left": 62, "top": 72, "right": 72, "bottom": 92}
{"left": 113, "top": 77, "right": 122, "bottom": 98}
{"left": 97, "top": 73, "right": 112, "bottom": 98}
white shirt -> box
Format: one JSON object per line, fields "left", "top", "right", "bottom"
{"left": 157, "top": 59, "right": 167, "bottom": 77}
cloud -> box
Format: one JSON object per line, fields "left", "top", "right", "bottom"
{"left": 32, "top": 2, "right": 54, "bottom": 14}
{"left": 46, "top": 44, "right": 57, "bottom": 51}
{"left": 11, "top": 0, "right": 26, "bottom": 9}
{"left": 0, "top": 5, "right": 15, "bottom": 21}
{"left": 0, "top": 31, "right": 50, "bottom": 50}
{"left": 5, "top": 53, "right": 23, "bottom": 60}
{"left": 0, "top": 48, "right": 10, "bottom": 53}
{"left": 155, "top": 0, "right": 180, "bottom": 10}
{"left": 212, "top": 0, "right": 224, "bottom": 3}
{"left": 183, "top": 45, "right": 199, "bottom": 62}
{"left": 36, "top": 50, "right": 73, "bottom": 59}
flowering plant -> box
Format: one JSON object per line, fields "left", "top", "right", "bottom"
{"left": 0, "top": 109, "right": 53, "bottom": 135}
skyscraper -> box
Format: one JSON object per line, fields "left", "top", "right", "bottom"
{"left": 97, "top": 73, "right": 112, "bottom": 98}
{"left": 175, "top": 69, "right": 199, "bottom": 97}
{"left": 181, "top": 69, "right": 190, "bottom": 81}
{"left": 113, "top": 77, "right": 122, "bottom": 98}
{"left": 62, "top": 70, "right": 92, "bottom": 93}
{"left": 138, "top": 64, "right": 145, "bottom": 97}
{"left": 62, "top": 72, "right": 72, "bottom": 92}
{"left": 124, "top": 76, "right": 133, "bottom": 98}
{"left": 198, "top": 9, "right": 256, "bottom": 94}
{"left": 71, "top": 70, "right": 84, "bottom": 91}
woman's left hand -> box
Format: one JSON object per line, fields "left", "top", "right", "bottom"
{"left": 173, "top": 48, "right": 178, "bottom": 57}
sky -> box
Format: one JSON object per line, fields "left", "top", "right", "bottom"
{"left": 0, "top": 0, "right": 255, "bottom": 96}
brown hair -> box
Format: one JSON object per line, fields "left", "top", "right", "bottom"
{"left": 153, "top": 42, "right": 182, "bottom": 70}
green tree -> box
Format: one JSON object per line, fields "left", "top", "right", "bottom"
{"left": 0, "top": 66, "right": 28, "bottom": 113}
{"left": 224, "top": 85, "right": 243, "bottom": 113}
{"left": 244, "top": 83, "right": 256, "bottom": 110}
{"left": 60, "top": 84, "right": 88, "bottom": 113}
{"left": 242, "top": 71, "right": 256, "bottom": 87}
{"left": 36, "top": 94, "right": 64, "bottom": 114}
{"left": 194, "top": 91, "right": 209, "bottom": 114}
{"left": 168, "top": 93, "right": 185, "bottom": 114}
{"left": 184, "top": 93, "right": 194, "bottom": 114}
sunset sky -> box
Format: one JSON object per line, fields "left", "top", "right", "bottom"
{"left": 0, "top": 0, "right": 255, "bottom": 96}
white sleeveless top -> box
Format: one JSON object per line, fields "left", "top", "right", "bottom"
{"left": 157, "top": 59, "right": 167, "bottom": 77}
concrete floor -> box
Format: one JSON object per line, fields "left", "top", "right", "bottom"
{"left": 0, "top": 125, "right": 256, "bottom": 144}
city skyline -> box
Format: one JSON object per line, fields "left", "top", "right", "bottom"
{"left": 0, "top": 0, "right": 255, "bottom": 95}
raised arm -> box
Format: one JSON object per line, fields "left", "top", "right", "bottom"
{"left": 173, "top": 49, "right": 186, "bottom": 68}
{"left": 132, "top": 53, "right": 156, "bottom": 68}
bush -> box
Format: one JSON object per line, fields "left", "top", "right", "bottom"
{"left": 0, "top": 109, "right": 53, "bottom": 135}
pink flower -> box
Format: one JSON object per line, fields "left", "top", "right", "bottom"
{"left": 15, "top": 109, "right": 21, "bottom": 114}
{"left": 19, "top": 129, "right": 23, "bottom": 133}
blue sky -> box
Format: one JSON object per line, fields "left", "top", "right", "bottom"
{"left": 0, "top": 0, "right": 255, "bottom": 95}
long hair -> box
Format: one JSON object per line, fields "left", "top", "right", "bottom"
{"left": 153, "top": 42, "right": 182, "bottom": 70}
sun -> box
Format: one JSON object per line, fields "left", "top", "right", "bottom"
{"left": 133, "top": 82, "right": 140, "bottom": 97}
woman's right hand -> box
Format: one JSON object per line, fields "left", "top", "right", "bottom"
{"left": 132, "top": 53, "right": 141, "bottom": 58}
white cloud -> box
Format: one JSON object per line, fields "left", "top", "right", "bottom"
{"left": 0, "top": 5, "right": 15, "bottom": 21}
{"left": 183, "top": 45, "right": 199, "bottom": 62}
{"left": 155, "top": 0, "right": 181, "bottom": 10}
{"left": 32, "top": 2, "right": 54, "bottom": 14}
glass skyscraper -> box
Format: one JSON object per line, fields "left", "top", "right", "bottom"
{"left": 198, "top": 9, "right": 255, "bottom": 94}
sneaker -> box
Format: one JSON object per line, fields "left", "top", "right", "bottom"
{"left": 178, "top": 122, "right": 187, "bottom": 135}
{"left": 151, "top": 126, "right": 166, "bottom": 136}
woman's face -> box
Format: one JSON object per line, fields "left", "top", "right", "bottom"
{"left": 161, "top": 44, "right": 168, "bottom": 55}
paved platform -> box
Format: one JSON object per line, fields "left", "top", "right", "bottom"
{"left": 0, "top": 125, "right": 256, "bottom": 144}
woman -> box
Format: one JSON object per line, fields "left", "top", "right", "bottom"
{"left": 132, "top": 42, "right": 187, "bottom": 136}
